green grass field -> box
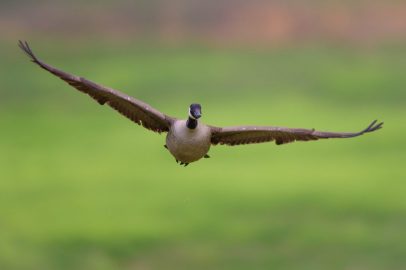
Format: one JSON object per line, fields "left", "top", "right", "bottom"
{"left": 1, "top": 41, "right": 405, "bottom": 269}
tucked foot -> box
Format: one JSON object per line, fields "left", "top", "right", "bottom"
{"left": 204, "top": 154, "right": 210, "bottom": 158}
{"left": 164, "top": 145, "right": 168, "bottom": 149}
{"left": 178, "top": 162, "right": 189, "bottom": 167}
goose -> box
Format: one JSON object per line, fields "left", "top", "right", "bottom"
{"left": 19, "top": 41, "right": 383, "bottom": 166}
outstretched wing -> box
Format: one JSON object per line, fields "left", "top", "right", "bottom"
{"left": 210, "top": 120, "right": 383, "bottom": 146}
{"left": 19, "top": 41, "right": 175, "bottom": 133}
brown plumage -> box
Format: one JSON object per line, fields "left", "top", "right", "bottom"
{"left": 210, "top": 120, "right": 383, "bottom": 146}
{"left": 19, "top": 41, "right": 383, "bottom": 165}
{"left": 19, "top": 41, "right": 174, "bottom": 133}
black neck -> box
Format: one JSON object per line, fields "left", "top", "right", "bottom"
{"left": 186, "top": 117, "right": 198, "bottom": 129}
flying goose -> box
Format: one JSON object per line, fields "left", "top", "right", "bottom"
{"left": 19, "top": 41, "right": 383, "bottom": 166}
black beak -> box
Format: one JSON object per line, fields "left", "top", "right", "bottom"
{"left": 194, "top": 110, "right": 201, "bottom": 119}
{"left": 192, "top": 108, "right": 202, "bottom": 119}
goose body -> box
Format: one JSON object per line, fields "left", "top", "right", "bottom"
{"left": 19, "top": 41, "right": 383, "bottom": 166}
{"left": 166, "top": 120, "right": 212, "bottom": 163}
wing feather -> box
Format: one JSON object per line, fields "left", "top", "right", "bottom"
{"left": 19, "top": 41, "right": 174, "bottom": 133}
{"left": 211, "top": 120, "right": 383, "bottom": 146}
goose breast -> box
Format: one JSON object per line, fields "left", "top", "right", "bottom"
{"left": 166, "top": 120, "right": 212, "bottom": 163}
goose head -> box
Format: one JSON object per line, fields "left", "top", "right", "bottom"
{"left": 189, "top": 103, "right": 202, "bottom": 120}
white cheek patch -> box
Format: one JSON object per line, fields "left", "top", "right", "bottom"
{"left": 189, "top": 108, "right": 197, "bottom": 119}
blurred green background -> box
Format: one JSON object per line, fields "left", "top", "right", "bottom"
{"left": 1, "top": 1, "right": 406, "bottom": 269}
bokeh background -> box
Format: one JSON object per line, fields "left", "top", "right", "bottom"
{"left": 1, "top": 0, "right": 406, "bottom": 269}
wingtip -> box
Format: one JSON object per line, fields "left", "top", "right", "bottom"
{"left": 374, "top": 121, "right": 384, "bottom": 131}
{"left": 18, "top": 40, "right": 38, "bottom": 62}
{"left": 365, "top": 120, "right": 384, "bottom": 134}
{"left": 18, "top": 40, "right": 26, "bottom": 52}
